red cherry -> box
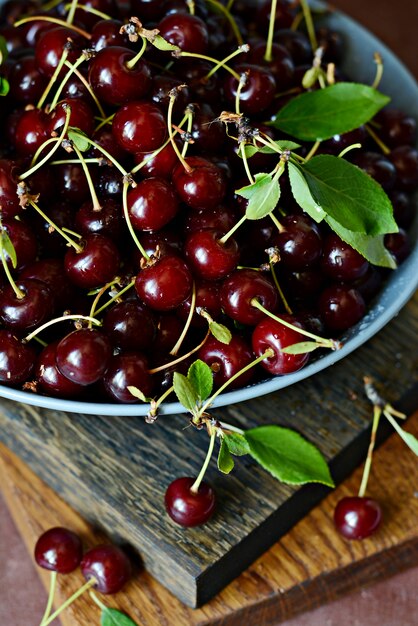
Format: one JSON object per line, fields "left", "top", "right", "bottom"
{"left": 158, "top": 13, "right": 209, "bottom": 54}
{"left": 334, "top": 496, "right": 382, "bottom": 540}
{"left": 198, "top": 334, "right": 254, "bottom": 389}
{"left": 127, "top": 177, "right": 179, "bottom": 232}
{"left": 81, "top": 545, "right": 132, "bottom": 594}
{"left": 56, "top": 328, "right": 112, "bottom": 386}
{"left": 184, "top": 229, "right": 240, "bottom": 281}
{"left": 103, "top": 352, "right": 153, "bottom": 403}
{"left": 0, "top": 330, "right": 36, "bottom": 385}
{"left": 34, "top": 527, "right": 82, "bottom": 573}
{"left": 165, "top": 477, "right": 216, "bottom": 526}
{"left": 172, "top": 156, "right": 227, "bottom": 210}
{"left": 135, "top": 255, "right": 192, "bottom": 312}
{"left": 220, "top": 269, "right": 279, "bottom": 325}
{"left": 112, "top": 101, "right": 167, "bottom": 154}
{"left": 252, "top": 316, "right": 310, "bottom": 375}
{"left": 64, "top": 234, "right": 120, "bottom": 290}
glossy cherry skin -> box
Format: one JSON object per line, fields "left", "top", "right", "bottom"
{"left": 0, "top": 279, "right": 54, "bottom": 332}
{"left": 389, "top": 146, "right": 418, "bottom": 192}
{"left": 36, "top": 341, "right": 84, "bottom": 398}
{"left": 135, "top": 255, "right": 192, "bottom": 312}
{"left": 248, "top": 41, "right": 294, "bottom": 88}
{"left": 138, "top": 141, "right": 179, "bottom": 179}
{"left": 172, "top": 157, "right": 227, "bottom": 210}
{"left": 81, "top": 545, "right": 132, "bottom": 594}
{"left": 47, "top": 98, "right": 94, "bottom": 137}
{"left": 334, "top": 497, "right": 382, "bottom": 540}
{"left": 223, "top": 64, "right": 276, "bottom": 115}
{"left": 103, "top": 352, "right": 153, "bottom": 403}
{"left": 103, "top": 300, "right": 157, "bottom": 352}
{"left": 1, "top": 218, "right": 38, "bottom": 271}
{"left": 252, "top": 316, "right": 310, "bottom": 375}
{"left": 64, "top": 234, "right": 120, "bottom": 290}
{"left": 88, "top": 47, "right": 151, "bottom": 107}
{"left": 0, "top": 160, "right": 22, "bottom": 218}
{"left": 127, "top": 178, "right": 179, "bottom": 231}
{"left": 75, "top": 198, "right": 124, "bottom": 242}
{"left": 56, "top": 328, "right": 112, "bottom": 386}
{"left": 318, "top": 285, "right": 366, "bottom": 332}
{"left": 375, "top": 108, "right": 417, "bottom": 148}
{"left": 184, "top": 205, "right": 238, "bottom": 236}
{"left": 165, "top": 477, "right": 216, "bottom": 526}
{"left": 35, "top": 27, "right": 87, "bottom": 78}
{"left": 14, "top": 108, "right": 49, "bottom": 157}
{"left": 354, "top": 152, "right": 396, "bottom": 191}
{"left": 112, "top": 102, "right": 167, "bottom": 154}
{"left": 91, "top": 18, "right": 129, "bottom": 52}
{"left": 0, "top": 330, "right": 36, "bottom": 385}
{"left": 273, "top": 214, "right": 323, "bottom": 271}
{"left": 198, "top": 334, "right": 254, "bottom": 389}
{"left": 220, "top": 269, "right": 279, "bottom": 326}
{"left": 184, "top": 229, "right": 240, "bottom": 281}
{"left": 321, "top": 233, "right": 369, "bottom": 281}
{"left": 20, "top": 258, "right": 75, "bottom": 311}
{"left": 9, "top": 54, "right": 47, "bottom": 103}
{"left": 54, "top": 163, "right": 91, "bottom": 205}
{"left": 34, "top": 527, "right": 83, "bottom": 573}
{"left": 158, "top": 13, "right": 209, "bottom": 54}
{"left": 177, "top": 280, "right": 221, "bottom": 328}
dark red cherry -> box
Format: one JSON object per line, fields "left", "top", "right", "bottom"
{"left": 70, "top": 0, "right": 119, "bottom": 29}
{"left": 1, "top": 218, "right": 38, "bottom": 271}
{"left": 54, "top": 163, "right": 91, "bottom": 205}
{"left": 138, "top": 141, "right": 179, "bottom": 179}
{"left": 183, "top": 205, "right": 238, "bottom": 236}
{"left": 48, "top": 98, "right": 94, "bottom": 137}
{"left": 75, "top": 199, "right": 124, "bottom": 241}
{"left": 172, "top": 157, "right": 227, "bottom": 210}
{"left": 375, "top": 108, "right": 417, "bottom": 148}
{"left": 165, "top": 477, "right": 216, "bottom": 527}
{"left": 384, "top": 228, "right": 411, "bottom": 264}
{"left": 252, "top": 316, "right": 310, "bottom": 375}
{"left": 88, "top": 47, "right": 152, "bottom": 107}
{"left": 318, "top": 285, "right": 366, "bottom": 332}
{"left": 256, "top": 0, "right": 297, "bottom": 30}
{"left": 103, "top": 352, "right": 153, "bottom": 403}
{"left": 150, "top": 75, "right": 191, "bottom": 115}
{"left": 34, "top": 527, "right": 83, "bottom": 574}
{"left": 0, "top": 279, "right": 54, "bottom": 332}
{"left": 184, "top": 229, "right": 240, "bottom": 281}
{"left": 158, "top": 13, "right": 209, "bottom": 54}
{"left": 223, "top": 64, "right": 276, "bottom": 115}
{"left": 20, "top": 258, "right": 75, "bottom": 311}
{"left": 273, "top": 214, "right": 323, "bottom": 271}
{"left": 247, "top": 42, "right": 294, "bottom": 88}
{"left": 354, "top": 151, "right": 396, "bottom": 191}
{"left": 56, "top": 328, "right": 112, "bottom": 386}
{"left": 0, "top": 330, "right": 36, "bottom": 385}
{"left": 334, "top": 496, "right": 382, "bottom": 540}
{"left": 129, "top": 0, "right": 165, "bottom": 21}
{"left": 112, "top": 101, "right": 167, "bottom": 154}
{"left": 91, "top": 19, "right": 129, "bottom": 52}
{"left": 177, "top": 280, "right": 221, "bottom": 328}
{"left": 64, "top": 234, "right": 120, "bottom": 290}
{"left": 321, "top": 233, "right": 369, "bottom": 281}
{"left": 389, "top": 190, "right": 415, "bottom": 229}
{"left": 9, "top": 55, "right": 47, "bottom": 103}
{"left": 103, "top": 300, "right": 156, "bottom": 352}
{"left": 389, "top": 146, "right": 418, "bottom": 192}
{"left": 14, "top": 108, "right": 49, "bottom": 157}
{"left": 220, "top": 269, "right": 279, "bottom": 326}
{"left": 189, "top": 103, "right": 225, "bottom": 154}
{"left": 127, "top": 177, "right": 179, "bottom": 231}
{"left": 276, "top": 29, "right": 312, "bottom": 65}
{"left": 36, "top": 341, "right": 84, "bottom": 398}
{"left": 0, "top": 160, "right": 22, "bottom": 218}
{"left": 316, "top": 27, "right": 344, "bottom": 64}
{"left": 154, "top": 313, "right": 184, "bottom": 353}
{"left": 81, "top": 545, "right": 131, "bottom": 594}
{"left": 35, "top": 27, "right": 87, "bottom": 78}
{"left": 198, "top": 334, "right": 254, "bottom": 389}
{"left": 135, "top": 255, "right": 192, "bottom": 311}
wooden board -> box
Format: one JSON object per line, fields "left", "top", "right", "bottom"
{"left": 1, "top": 409, "right": 417, "bottom": 626}
{"left": 0, "top": 293, "right": 417, "bottom": 608}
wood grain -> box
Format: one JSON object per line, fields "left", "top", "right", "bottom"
{"left": 0, "top": 293, "right": 417, "bottom": 607}
{"left": 1, "top": 410, "right": 417, "bottom": 626}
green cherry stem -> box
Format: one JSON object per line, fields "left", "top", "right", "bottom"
{"left": 94, "top": 112, "right": 115, "bottom": 132}
{"left": 51, "top": 157, "right": 103, "bottom": 165}
{"left": 190, "top": 430, "right": 216, "bottom": 494}
{"left": 181, "top": 106, "right": 194, "bottom": 159}
{"left": 131, "top": 112, "right": 188, "bottom": 175}
{"left": 125, "top": 37, "right": 148, "bottom": 70}
{"left": 0, "top": 237, "right": 25, "bottom": 299}
{"left": 65, "top": 2, "right": 112, "bottom": 20}
{"left": 93, "top": 279, "right": 135, "bottom": 317}
{"left": 70, "top": 130, "right": 128, "bottom": 177}
{"left": 204, "top": 0, "right": 243, "bottom": 46}
{"left": 250, "top": 298, "right": 342, "bottom": 350}
{"left": 176, "top": 51, "right": 240, "bottom": 81}
{"left": 269, "top": 212, "right": 285, "bottom": 233}
{"left": 264, "top": 0, "right": 277, "bottom": 62}
{"left": 371, "top": 52, "right": 384, "bottom": 90}
{"left": 148, "top": 330, "right": 210, "bottom": 375}
{"left": 219, "top": 214, "right": 247, "bottom": 245}
{"left": 205, "top": 45, "right": 249, "bottom": 81}
{"left": 218, "top": 421, "right": 244, "bottom": 435}
{"left": 305, "top": 140, "right": 321, "bottom": 161}
{"left": 122, "top": 182, "right": 150, "bottom": 261}
{"left": 25, "top": 314, "right": 101, "bottom": 343}
{"left": 170, "top": 282, "right": 196, "bottom": 356}
{"left": 88, "top": 279, "right": 120, "bottom": 324}
{"left": 28, "top": 199, "right": 83, "bottom": 251}
{"left": 39, "top": 571, "right": 58, "bottom": 626}
{"left": 14, "top": 16, "right": 91, "bottom": 40}
{"left": 269, "top": 260, "right": 293, "bottom": 315}
{"left": 66, "top": 0, "right": 78, "bottom": 24}
{"left": 235, "top": 72, "right": 247, "bottom": 115}
{"left": 358, "top": 404, "right": 381, "bottom": 498}
{"left": 365, "top": 124, "right": 391, "bottom": 156}
{"left": 299, "top": 0, "right": 318, "bottom": 51}
{"left": 71, "top": 143, "right": 102, "bottom": 212}
{"left": 167, "top": 92, "right": 193, "bottom": 173}
{"left": 49, "top": 55, "right": 88, "bottom": 112}
{"left": 40, "top": 578, "right": 97, "bottom": 626}
{"left": 240, "top": 142, "right": 256, "bottom": 184}
{"left": 338, "top": 143, "right": 362, "bottom": 159}
{"left": 37, "top": 46, "right": 69, "bottom": 109}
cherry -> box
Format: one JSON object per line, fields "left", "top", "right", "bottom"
{"left": 64, "top": 234, "right": 120, "bottom": 290}
{"left": 172, "top": 157, "right": 227, "bottom": 210}
{"left": 318, "top": 285, "right": 366, "bottom": 332}
{"left": 20, "top": 258, "right": 75, "bottom": 311}
{"left": 165, "top": 477, "right": 216, "bottom": 526}
{"left": 389, "top": 190, "right": 415, "bottom": 229}
{"left": 80, "top": 545, "right": 132, "bottom": 594}
{"left": 334, "top": 496, "right": 382, "bottom": 540}
{"left": 150, "top": 75, "right": 191, "bottom": 115}
{"left": 103, "top": 300, "right": 156, "bottom": 352}
{"left": 34, "top": 527, "right": 83, "bottom": 573}
{"left": 321, "top": 233, "right": 369, "bottom": 281}
{"left": 36, "top": 341, "right": 84, "bottom": 398}
{"left": 96, "top": 167, "right": 125, "bottom": 200}
{"left": 276, "top": 29, "right": 312, "bottom": 65}
{"left": 354, "top": 151, "right": 396, "bottom": 191}
{"left": 91, "top": 126, "right": 130, "bottom": 164}
{"left": 0, "top": 159, "right": 22, "bottom": 218}
{"left": 223, "top": 64, "right": 276, "bottom": 115}
{"left": 91, "top": 19, "right": 129, "bottom": 52}
{"left": 9, "top": 54, "right": 47, "bottom": 103}
{"left": 88, "top": 46, "right": 152, "bottom": 107}
{"left": 112, "top": 101, "right": 167, "bottom": 154}
{"left": 177, "top": 280, "right": 221, "bottom": 328}
{"left": 69, "top": 0, "right": 119, "bottom": 29}
{"left": 190, "top": 103, "right": 226, "bottom": 155}
{"left": 252, "top": 316, "right": 310, "bottom": 375}
{"left": 184, "top": 228, "right": 240, "bottom": 281}
{"left": 138, "top": 141, "right": 179, "bottom": 179}
{"left": 1, "top": 218, "right": 38, "bottom": 272}
{"left": 56, "top": 328, "right": 112, "bottom": 386}
{"left": 281, "top": 267, "right": 325, "bottom": 306}
{"left": 220, "top": 269, "right": 279, "bottom": 326}
{"left": 103, "top": 352, "right": 153, "bottom": 403}
{"left": 129, "top": 0, "right": 165, "bottom": 21}
{"left": 198, "top": 334, "right": 254, "bottom": 389}
{"left": 247, "top": 42, "right": 295, "bottom": 88}
{"left": 158, "top": 13, "right": 209, "bottom": 54}
{"left": 30, "top": 200, "right": 76, "bottom": 257}
{"left": 135, "top": 255, "right": 192, "bottom": 311}
{"left": 256, "top": 0, "right": 297, "bottom": 30}
{"left": 35, "top": 26, "right": 87, "bottom": 78}
{"left": 75, "top": 198, "right": 124, "bottom": 242}
{"left": 375, "top": 108, "right": 417, "bottom": 148}
{"left": 0, "top": 329, "right": 36, "bottom": 385}
{"left": 48, "top": 98, "right": 94, "bottom": 137}
{"left": 384, "top": 228, "right": 411, "bottom": 264}
{"left": 389, "top": 146, "right": 418, "bottom": 192}
{"left": 127, "top": 177, "right": 179, "bottom": 232}
{"left": 54, "top": 163, "right": 91, "bottom": 206}
{"left": 0, "top": 279, "right": 54, "bottom": 332}
{"left": 14, "top": 108, "right": 49, "bottom": 157}
{"left": 273, "top": 214, "right": 323, "bottom": 271}
{"left": 153, "top": 313, "right": 185, "bottom": 353}
{"left": 316, "top": 27, "right": 344, "bottom": 64}
{"left": 183, "top": 205, "right": 238, "bottom": 236}
{"left": 321, "top": 126, "right": 367, "bottom": 156}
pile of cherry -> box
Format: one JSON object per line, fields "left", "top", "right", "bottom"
{"left": 0, "top": 0, "right": 417, "bottom": 406}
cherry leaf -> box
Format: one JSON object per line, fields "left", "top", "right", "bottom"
{"left": 245, "top": 425, "right": 334, "bottom": 486}
{"left": 236, "top": 173, "right": 281, "bottom": 220}
{"left": 281, "top": 341, "right": 321, "bottom": 355}
{"left": 173, "top": 372, "right": 198, "bottom": 413}
{"left": 101, "top": 607, "right": 139, "bottom": 626}
{"left": 384, "top": 412, "right": 418, "bottom": 456}
{"left": 0, "top": 231, "right": 17, "bottom": 269}
{"left": 0, "top": 76, "right": 9, "bottom": 96}
{"left": 187, "top": 360, "right": 213, "bottom": 402}
{"left": 68, "top": 127, "right": 91, "bottom": 152}
{"left": 288, "top": 162, "right": 325, "bottom": 222}
{"left": 242, "top": 139, "right": 301, "bottom": 158}
{"left": 126, "top": 386, "right": 151, "bottom": 403}
{"left": 152, "top": 34, "right": 180, "bottom": 52}
{"left": 223, "top": 432, "right": 250, "bottom": 456}
{"left": 270, "top": 83, "right": 390, "bottom": 141}
{"left": 0, "top": 35, "right": 8, "bottom": 64}
{"left": 209, "top": 322, "right": 232, "bottom": 345}
{"left": 218, "top": 438, "right": 235, "bottom": 474}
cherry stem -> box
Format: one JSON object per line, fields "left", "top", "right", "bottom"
{"left": 219, "top": 421, "right": 244, "bottom": 435}
{"left": 204, "top": 0, "right": 243, "bottom": 46}
{"left": 264, "top": 0, "right": 277, "bottom": 62}
{"left": 290, "top": 11, "right": 305, "bottom": 32}
{"left": 39, "top": 571, "right": 57, "bottom": 626}
{"left": 88, "top": 279, "right": 120, "bottom": 323}
{"left": 205, "top": 45, "right": 248, "bottom": 81}
{"left": 122, "top": 182, "right": 150, "bottom": 261}
{"left": 269, "top": 212, "right": 284, "bottom": 233}
{"left": 178, "top": 52, "right": 241, "bottom": 81}
{"left": 65, "top": 2, "right": 112, "bottom": 20}
{"left": 51, "top": 157, "right": 103, "bottom": 165}
{"left": 14, "top": 16, "right": 92, "bottom": 40}
{"left": 235, "top": 73, "right": 247, "bottom": 115}
{"left": 181, "top": 107, "right": 194, "bottom": 159}
{"left": 338, "top": 143, "right": 362, "bottom": 159}
{"left": 149, "top": 385, "right": 175, "bottom": 416}
{"left": 37, "top": 47, "right": 69, "bottom": 109}
{"left": 219, "top": 214, "right": 247, "bottom": 245}
{"left": 89, "top": 591, "right": 108, "bottom": 612}
{"left": 299, "top": 0, "right": 318, "bottom": 51}
{"left": 53, "top": 57, "right": 105, "bottom": 117}
{"left": 125, "top": 37, "right": 148, "bottom": 70}
{"left": 269, "top": 260, "right": 293, "bottom": 314}
{"left": 371, "top": 52, "right": 384, "bottom": 90}
{"left": 71, "top": 130, "right": 128, "bottom": 177}
{"left": 358, "top": 404, "right": 381, "bottom": 498}
{"left": 95, "top": 112, "right": 115, "bottom": 132}
{"left": 0, "top": 238, "right": 25, "bottom": 299}
{"left": 239, "top": 142, "right": 255, "bottom": 184}
{"left": 29, "top": 199, "right": 82, "bottom": 252}
{"left": 187, "top": 0, "right": 195, "bottom": 14}
{"left": 131, "top": 112, "right": 188, "bottom": 175}
{"left": 72, "top": 143, "right": 102, "bottom": 212}
{"left": 226, "top": 0, "right": 235, "bottom": 10}
{"left": 365, "top": 124, "right": 391, "bottom": 156}
{"left": 148, "top": 330, "right": 210, "bottom": 375}
{"left": 41, "top": 578, "right": 97, "bottom": 626}
{"left": 250, "top": 298, "right": 341, "bottom": 350}
{"left": 93, "top": 279, "right": 135, "bottom": 317}
{"left": 167, "top": 95, "right": 193, "bottom": 173}
{"left": 20, "top": 105, "right": 72, "bottom": 181}
{"left": 190, "top": 430, "right": 216, "bottom": 494}
{"left": 305, "top": 140, "right": 321, "bottom": 161}
{"left": 170, "top": 282, "right": 196, "bottom": 356}
{"left": 24, "top": 314, "right": 101, "bottom": 343}
{"left": 66, "top": 0, "right": 78, "bottom": 24}
{"left": 52, "top": 55, "right": 84, "bottom": 110}
{"left": 200, "top": 348, "right": 275, "bottom": 415}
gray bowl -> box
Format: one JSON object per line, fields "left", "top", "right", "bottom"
{"left": 2, "top": 8, "right": 417, "bottom": 416}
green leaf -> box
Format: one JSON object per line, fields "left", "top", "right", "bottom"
{"left": 236, "top": 173, "right": 281, "bottom": 220}
{"left": 325, "top": 217, "right": 397, "bottom": 269}
{"left": 0, "top": 76, "right": 9, "bottom": 96}
{"left": 241, "top": 140, "right": 301, "bottom": 159}
{"left": 218, "top": 438, "right": 235, "bottom": 474}
{"left": 126, "top": 386, "right": 150, "bottom": 402}
{"left": 281, "top": 341, "right": 321, "bottom": 355}
{"left": 223, "top": 432, "right": 250, "bottom": 456}
{"left": 270, "top": 83, "right": 390, "bottom": 141}
{"left": 101, "top": 607, "right": 139, "bottom": 626}
{"left": 152, "top": 34, "right": 180, "bottom": 52}
{"left": 209, "top": 321, "right": 232, "bottom": 344}
{"left": 0, "top": 36, "right": 8, "bottom": 64}
{"left": 288, "top": 162, "right": 325, "bottom": 222}
{"left": 173, "top": 372, "right": 198, "bottom": 413}
{"left": 68, "top": 127, "right": 91, "bottom": 151}
{"left": 1, "top": 231, "right": 17, "bottom": 268}
{"left": 187, "top": 359, "right": 213, "bottom": 402}
{"left": 298, "top": 155, "right": 398, "bottom": 236}
{"left": 384, "top": 413, "right": 418, "bottom": 456}
{"left": 245, "top": 425, "right": 334, "bottom": 486}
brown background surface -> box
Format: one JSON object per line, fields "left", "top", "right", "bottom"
{"left": 0, "top": 0, "right": 417, "bottom": 625}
